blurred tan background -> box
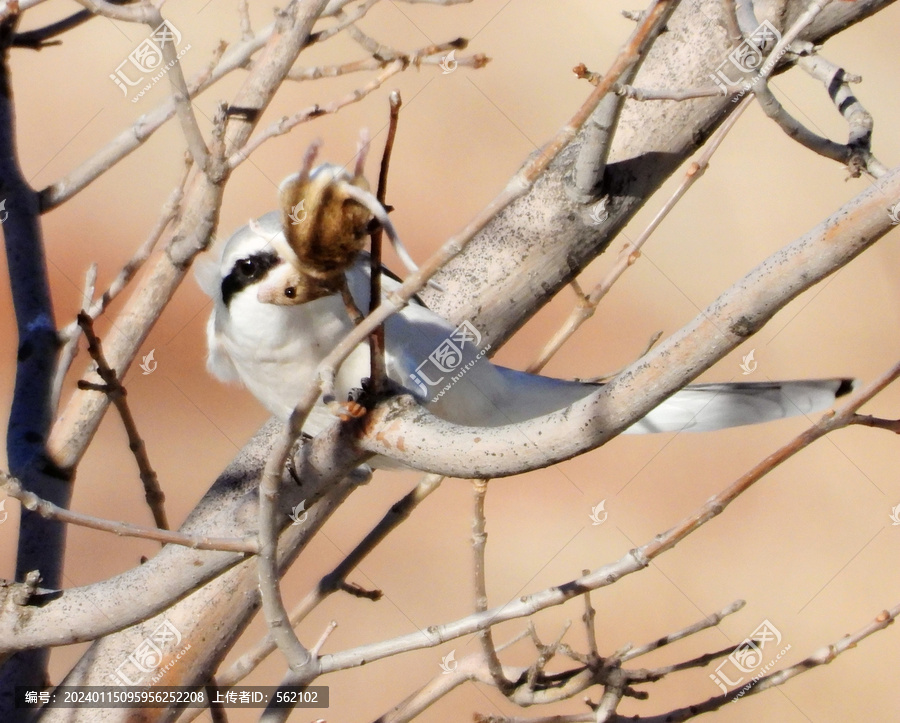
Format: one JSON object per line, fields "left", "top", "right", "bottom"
{"left": 1, "top": 1, "right": 899, "bottom": 720}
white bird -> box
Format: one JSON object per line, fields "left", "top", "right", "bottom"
{"left": 197, "top": 162, "right": 853, "bottom": 455}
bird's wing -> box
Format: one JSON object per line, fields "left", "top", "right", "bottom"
{"left": 205, "top": 313, "right": 240, "bottom": 382}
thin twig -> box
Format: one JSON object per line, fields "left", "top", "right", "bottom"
{"left": 286, "top": 48, "right": 487, "bottom": 80}
{"left": 0, "top": 472, "right": 257, "bottom": 553}
{"left": 307, "top": 0, "right": 380, "bottom": 45}
{"left": 13, "top": 8, "right": 94, "bottom": 48}
{"left": 40, "top": 23, "right": 265, "bottom": 210}
{"left": 634, "top": 604, "right": 900, "bottom": 722}
{"left": 620, "top": 599, "right": 745, "bottom": 662}
{"left": 368, "top": 90, "right": 401, "bottom": 394}
{"left": 76, "top": 1, "right": 210, "bottom": 170}
{"left": 238, "top": 0, "right": 252, "bottom": 40}
{"left": 581, "top": 572, "right": 600, "bottom": 660}
{"left": 51, "top": 263, "right": 96, "bottom": 412}
{"left": 310, "top": 620, "right": 338, "bottom": 657}
{"left": 849, "top": 414, "right": 900, "bottom": 433}
{"left": 472, "top": 478, "right": 513, "bottom": 693}
{"left": 58, "top": 155, "right": 190, "bottom": 348}
{"left": 229, "top": 58, "right": 406, "bottom": 168}
{"left": 614, "top": 83, "right": 726, "bottom": 101}
{"left": 76, "top": 312, "right": 169, "bottom": 531}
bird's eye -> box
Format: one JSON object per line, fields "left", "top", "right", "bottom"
{"left": 284, "top": 287, "right": 296, "bottom": 299}
{"left": 237, "top": 258, "right": 257, "bottom": 276}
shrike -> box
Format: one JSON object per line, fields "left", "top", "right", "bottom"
{"left": 198, "top": 158, "right": 852, "bottom": 448}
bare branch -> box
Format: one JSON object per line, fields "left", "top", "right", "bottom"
{"left": 472, "top": 478, "right": 513, "bottom": 693}
{"left": 614, "top": 83, "right": 726, "bottom": 100}
{"left": 574, "top": 65, "right": 726, "bottom": 101}
{"left": 75, "top": 1, "right": 210, "bottom": 170}
{"left": 286, "top": 46, "right": 487, "bottom": 80}
{"left": 361, "top": 163, "right": 900, "bottom": 476}
{"left": 620, "top": 599, "right": 745, "bottom": 662}
{"left": 581, "top": 575, "right": 600, "bottom": 660}
{"left": 39, "top": 24, "right": 270, "bottom": 210}
{"left": 369, "top": 90, "right": 402, "bottom": 394}
{"left": 849, "top": 414, "right": 900, "bottom": 433}
{"left": 238, "top": 0, "right": 252, "bottom": 40}
{"left": 51, "top": 262, "right": 95, "bottom": 412}
{"left": 228, "top": 58, "right": 406, "bottom": 168}
{"left": 0, "top": 472, "right": 257, "bottom": 553}
{"left": 208, "top": 474, "right": 442, "bottom": 695}
{"left": 12, "top": 8, "right": 94, "bottom": 49}
{"left": 0, "top": 11, "right": 65, "bottom": 693}
{"left": 633, "top": 604, "right": 900, "bottom": 722}
{"left": 52, "top": 155, "right": 191, "bottom": 418}
{"left": 65, "top": 153, "right": 191, "bottom": 331}
{"left": 76, "top": 312, "right": 168, "bottom": 531}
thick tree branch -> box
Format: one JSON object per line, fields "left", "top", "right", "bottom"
{"left": 418, "top": 0, "right": 894, "bottom": 345}
{"left": 0, "top": 7, "right": 65, "bottom": 699}
{"left": 360, "top": 163, "right": 900, "bottom": 476}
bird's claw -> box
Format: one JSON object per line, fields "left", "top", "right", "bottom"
{"left": 328, "top": 399, "right": 367, "bottom": 422}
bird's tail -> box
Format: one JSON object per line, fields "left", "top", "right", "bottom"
{"left": 450, "top": 366, "right": 854, "bottom": 433}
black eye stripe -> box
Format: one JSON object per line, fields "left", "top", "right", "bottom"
{"left": 221, "top": 250, "right": 281, "bottom": 306}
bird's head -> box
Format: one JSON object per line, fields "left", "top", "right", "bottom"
{"left": 199, "top": 160, "right": 378, "bottom": 312}
{"left": 200, "top": 136, "right": 429, "bottom": 316}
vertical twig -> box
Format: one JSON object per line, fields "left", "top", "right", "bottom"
{"left": 76, "top": 313, "right": 169, "bottom": 531}
{"left": 368, "top": 90, "right": 402, "bottom": 394}
{"left": 582, "top": 573, "right": 600, "bottom": 660}
{"left": 51, "top": 263, "right": 96, "bottom": 412}
{"left": 472, "top": 478, "right": 513, "bottom": 693}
